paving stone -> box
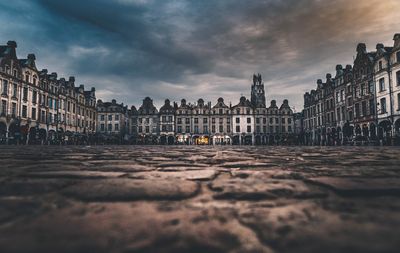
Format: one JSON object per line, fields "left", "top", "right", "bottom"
{"left": 25, "top": 171, "right": 127, "bottom": 179}
{"left": 307, "top": 177, "right": 400, "bottom": 196}
{"left": 1, "top": 146, "right": 400, "bottom": 253}
{"left": 62, "top": 178, "right": 200, "bottom": 201}
{"left": 210, "top": 176, "right": 326, "bottom": 200}
{"left": 128, "top": 169, "right": 218, "bottom": 181}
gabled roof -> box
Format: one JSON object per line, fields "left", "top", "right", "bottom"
{"left": 232, "top": 96, "right": 252, "bottom": 108}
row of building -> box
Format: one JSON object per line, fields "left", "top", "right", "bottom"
{"left": 0, "top": 41, "right": 97, "bottom": 144}
{"left": 96, "top": 74, "right": 297, "bottom": 145}
{"left": 303, "top": 33, "right": 400, "bottom": 145}
{"left": 1, "top": 40, "right": 296, "bottom": 145}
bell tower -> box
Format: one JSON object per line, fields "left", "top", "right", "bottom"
{"left": 251, "top": 73, "right": 266, "bottom": 108}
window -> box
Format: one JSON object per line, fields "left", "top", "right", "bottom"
{"left": 100, "top": 124, "right": 105, "bottom": 131}
{"left": 194, "top": 125, "right": 199, "bottom": 133}
{"left": 2, "top": 80, "right": 8, "bottom": 95}
{"left": 22, "top": 105, "right": 27, "bottom": 118}
{"left": 235, "top": 117, "right": 240, "bottom": 123}
{"left": 379, "top": 78, "right": 385, "bottom": 92}
{"left": 355, "top": 103, "right": 360, "bottom": 118}
{"left": 227, "top": 125, "right": 230, "bottom": 133}
{"left": 115, "top": 114, "right": 119, "bottom": 121}
{"left": 398, "top": 93, "right": 400, "bottom": 110}
{"left": 115, "top": 124, "right": 119, "bottom": 131}
{"left": 108, "top": 124, "right": 112, "bottom": 131}
{"left": 11, "top": 102, "right": 16, "bottom": 116}
{"left": 177, "top": 118, "right": 182, "bottom": 124}
{"left": 236, "top": 126, "right": 240, "bottom": 133}
{"left": 203, "top": 118, "right": 207, "bottom": 124}
{"left": 108, "top": 115, "right": 112, "bottom": 121}
{"left": 362, "top": 101, "right": 367, "bottom": 116}
{"left": 204, "top": 125, "right": 208, "bottom": 133}
{"left": 194, "top": 118, "right": 198, "bottom": 124}
{"left": 32, "top": 91, "right": 37, "bottom": 104}
{"left": 282, "top": 126, "right": 286, "bottom": 132}
{"left": 138, "top": 126, "right": 143, "bottom": 133}
{"left": 185, "top": 126, "right": 190, "bottom": 133}
{"left": 397, "top": 51, "right": 400, "bottom": 63}
{"left": 378, "top": 61, "right": 383, "bottom": 71}
{"left": 1, "top": 100, "right": 7, "bottom": 114}
{"left": 368, "top": 81, "right": 374, "bottom": 94}
{"left": 247, "top": 126, "right": 251, "bottom": 133}
{"left": 380, "top": 98, "right": 387, "bottom": 113}
{"left": 247, "top": 117, "right": 251, "bottom": 123}
{"left": 177, "top": 126, "right": 182, "bottom": 133}
{"left": 282, "top": 118, "right": 285, "bottom": 124}
{"left": 32, "top": 108, "right": 36, "bottom": 120}
{"left": 361, "top": 83, "right": 365, "bottom": 96}
{"left": 22, "top": 87, "right": 28, "bottom": 101}
{"left": 288, "top": 118, "right": 292, "bottom": 124}
{"left": 145, "top": 126, "right": 150, "bottom": 133}
{"left": 12, "top": 84, "right": 17, "bottom": 97}
{"left": 397, "top": 71, "right": 400, "bottom": 86}
{"left": 219, "top": 125, "right": 223, "bottom": 133}
{"left": 369, "top": 99, "right": 375, "bottom": 115}
{"left": 100, "top": 115, "right": 105, "bottom": 121}
{"left": 185, "top": 118, "right": 190, "bottom": 124}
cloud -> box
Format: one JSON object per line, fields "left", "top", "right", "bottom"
{"left": 1, "top": 0, "right": 400, "bottom": 110}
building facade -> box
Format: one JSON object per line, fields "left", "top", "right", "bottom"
{"left": 303, "top": 33, "right": 400, "bottom": 145}
{"left": 96, "top": 99, "right": 129, "bottom": 142}
{"left": 0, "top": 40, "right": 96, "bottom": 144}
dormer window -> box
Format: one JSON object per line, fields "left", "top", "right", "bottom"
{"left": 378, "top": 61, "right": 383, "bottom": 71}
{"left": 13, "top": 69, "right": 17, "bottom": 77}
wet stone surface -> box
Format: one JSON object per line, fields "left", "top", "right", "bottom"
{"left": 0, "top": 146, "right": 400, "bottom": 253}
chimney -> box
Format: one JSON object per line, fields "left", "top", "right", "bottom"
{"left": 326, "top": 73, "right": 332, "bottom": 80}
{"left": 7, "top": 41, "right": 17, "bottom": 48}
{"left": 69, "top": 76, "right": 75, "bottom": 83}
{"left": 27, "top": 54, "right": 36, "bottom": 60}
{"left": 91, "top": 87, "right": 95, "bottom": 92}
{"left": 394, "top": 33, "right": 400, "bottom": 48}
{"left": 376, "top": 43, "right": 384, "bottom": 50}
{"left": 356, "top": 43, "right": 367, "bottom": 54}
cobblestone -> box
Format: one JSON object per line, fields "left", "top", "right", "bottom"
{"left": 0, "top": 146, "right": 400, "bottom": 253}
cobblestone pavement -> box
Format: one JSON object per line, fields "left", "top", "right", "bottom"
{"left": 1, "top": 146, "right": 400, "bottom": 253}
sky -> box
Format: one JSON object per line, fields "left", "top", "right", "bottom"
{"left": 1, "top": 0, "right": 399, "bottom": 111}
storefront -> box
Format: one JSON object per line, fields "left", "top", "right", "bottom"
{"left": 193, "top": 135, "right": 209, "bottom": 145}
{"left": 212, "top": 135, "right": 231, "bottom": 145}
{"left": 176, "top": 134, "right": 190, "bottom": 145}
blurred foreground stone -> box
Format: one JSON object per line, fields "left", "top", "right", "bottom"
{"left": 0, "top": 146, "right": 400, "bottom": 253}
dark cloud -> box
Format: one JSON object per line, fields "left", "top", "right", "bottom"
{"left": 1, "top": 0, "right": 399, "bottom": 110}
